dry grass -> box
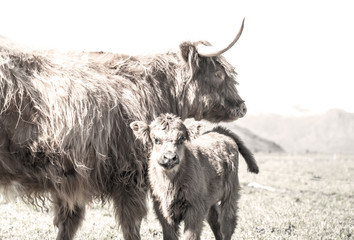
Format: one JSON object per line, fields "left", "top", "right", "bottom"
{"left": 1, "top": 154, "right": 353, "bottom": 239}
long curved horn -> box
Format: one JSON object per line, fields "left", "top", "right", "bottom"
{"left": 196, "top": 18, "right": 245, "bottom": 57}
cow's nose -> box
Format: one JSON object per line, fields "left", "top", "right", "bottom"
{"left": 159, "top": 152, "right": 179, "bottom": 169}
{"left": 238, "top": 101, "right": 247, "bottom": 118}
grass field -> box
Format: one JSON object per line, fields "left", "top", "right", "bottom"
{"left": 0, "top": 154, "right": 353, "bottom": 240}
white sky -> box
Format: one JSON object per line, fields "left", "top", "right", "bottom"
{"left": 1, "top": 0, "right": 353, "bottom": 116}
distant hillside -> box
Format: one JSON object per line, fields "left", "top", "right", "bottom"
{"left": 235, "top": 109, "right": 354, "bottom": 154}
{"left": 222, "top": 124, "right": 285, "bottom": 153}
{"left": 194, "top": 121, "right": 285, "bottom": 154}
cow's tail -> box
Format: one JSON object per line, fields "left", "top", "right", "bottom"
{"left": 208, "top": 126, "right": 259, "bottom": 174}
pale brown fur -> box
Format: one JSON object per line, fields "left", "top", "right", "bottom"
{"left": 0, "top": 36, "right": 246, "bottom": 240}
{"left": 130, "top": 114, "right": 258, "bottom": 240}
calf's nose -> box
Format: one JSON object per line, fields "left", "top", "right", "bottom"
{"left": 164, "top": 152, "right": 177, "bottom": 161}
{"left": 159, "top": 152, "right": 179, "bottom": 169}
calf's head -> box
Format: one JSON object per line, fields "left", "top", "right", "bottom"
{"left": 130, "top": 114, "right": 190, "bottom": 172}
{"left": 178, "top": 19, "right": 247, "bottom": 122}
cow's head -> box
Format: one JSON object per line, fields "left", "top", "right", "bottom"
{"left": 130, "top": 114, "right": 190, "bottom": 175}
{"left": 178, "top": 19, "right": 246, "bottom": 122}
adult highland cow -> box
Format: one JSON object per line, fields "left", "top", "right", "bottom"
{"left": 0, "top": 20, "right": 246, "bottom": 240}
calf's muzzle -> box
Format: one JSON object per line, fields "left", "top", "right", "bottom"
{"left": 159, "top": 152, "right": 180, "bottom": 170}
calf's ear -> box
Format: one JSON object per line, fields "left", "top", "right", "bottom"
{"left": 130, "top": 121, "right": 150, "bottom": 144}
{"left": 187, "top": 122, "right": 206, "bottom": 140}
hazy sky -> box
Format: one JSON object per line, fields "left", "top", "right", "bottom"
{"left": 1, "top": 0, "right": 353, "bottom": 116}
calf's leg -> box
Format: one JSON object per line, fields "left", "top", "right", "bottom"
{"left": 207, "top": 204, "right": 223, "bottom": 240}
{"left": 220, "top": 189, "right": 240, "bottom": 240}
{"left": 183, "top": 207, "right": 206, "bottom": 240}
{"left": 152, "top": 197, "right": 180, "bottom": 240}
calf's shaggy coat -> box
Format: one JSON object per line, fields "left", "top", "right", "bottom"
{"left": 131, "top": 114, "right": 258, "bottom": 240}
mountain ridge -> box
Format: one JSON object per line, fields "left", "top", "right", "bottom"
{"left": 191, "top": 121, "right": 285, "bottom": 154}
{"left": 235, "top": 109, "right": 354, "bottom": 154}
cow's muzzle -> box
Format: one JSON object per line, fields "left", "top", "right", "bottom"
{"left": 238, "top": 101, "right": 247, "bottom": 118}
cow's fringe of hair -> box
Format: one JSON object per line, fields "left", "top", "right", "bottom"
{"left": 184, "top": 41, "right": 238, "bottom": 83}
{"left": 0, "top": 183, "right": 49, "bottom": 211}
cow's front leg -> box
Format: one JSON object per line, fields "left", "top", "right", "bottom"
{"left": 53, "top": 196, "right": 86, "bottom": 240}
{"left": 112, "top": 183, "right": 148, "bottom": 240}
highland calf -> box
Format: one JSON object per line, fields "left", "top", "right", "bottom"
{"left": 130, "top": 113, "right": 259, "bottom": 240}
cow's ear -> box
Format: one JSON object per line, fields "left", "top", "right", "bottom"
{"left": 130, "top": 121, "right": 150, "bottom": 144}
{"left": 179, "top": 42, "right": 200, "bottom": 64}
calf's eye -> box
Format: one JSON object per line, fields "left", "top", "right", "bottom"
{"left": 154, "top": 138, "right": 162, "bottom": 145}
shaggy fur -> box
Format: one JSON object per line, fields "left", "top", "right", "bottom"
{"left": 0, "top": 36, "right": 246, "bottom": 240}
{"left": 130, "top": 114, "right": 258, "bottom": 240}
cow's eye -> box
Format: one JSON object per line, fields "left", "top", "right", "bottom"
{"left": 177, "top": 137, "right": 185, "bottom": 145}
{"left": 215, "top": 70, "right": 225, "bottom": 80}
{"left": 154, "top": 138, "right": 162, "bottom": 145}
